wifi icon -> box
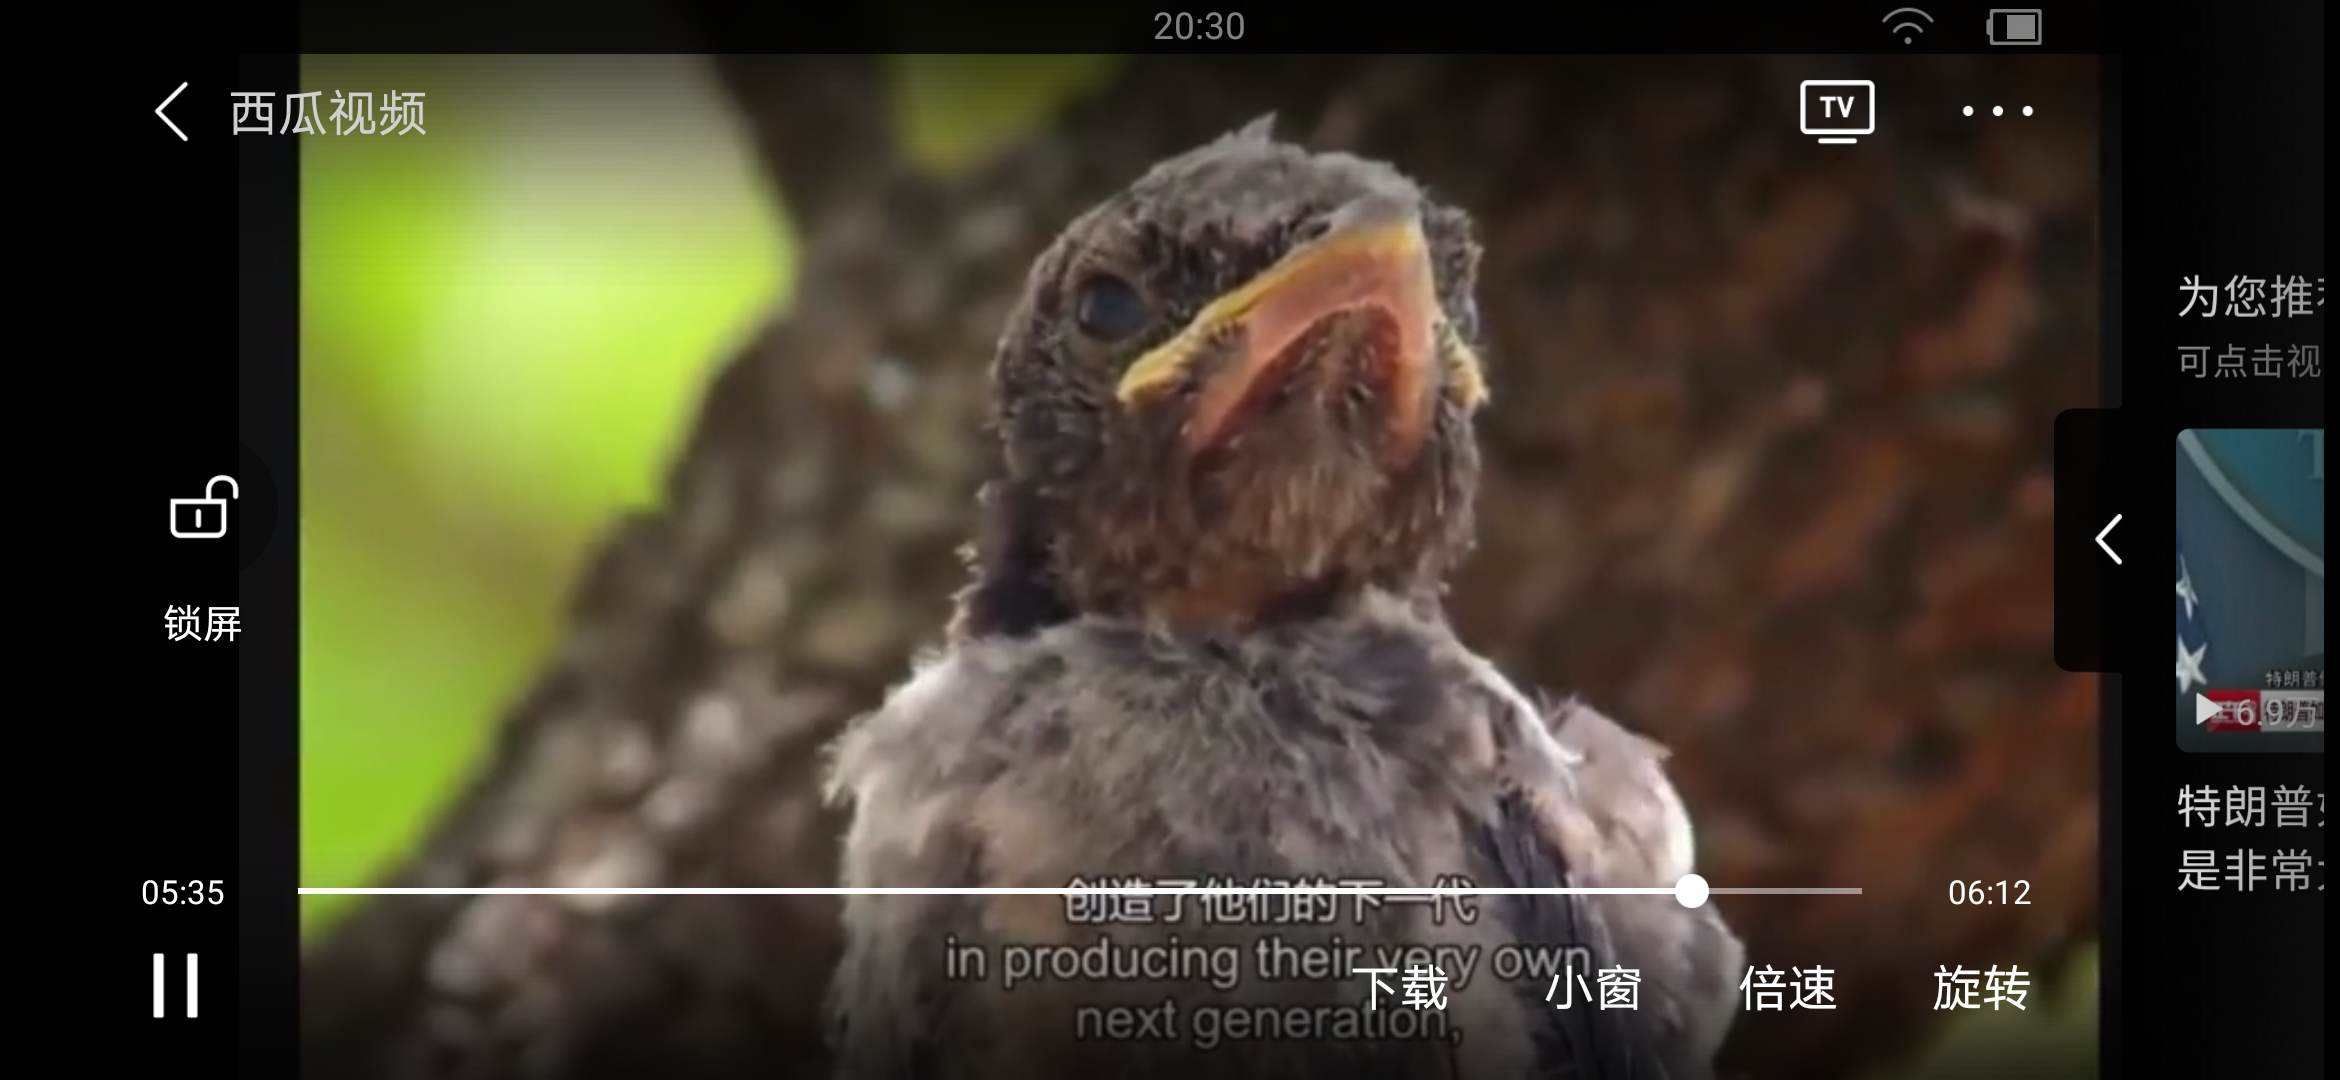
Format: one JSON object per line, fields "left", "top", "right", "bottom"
{"left": 1883, "top": 7, "right": 1935, "bottom": 44}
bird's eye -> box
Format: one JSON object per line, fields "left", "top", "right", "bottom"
{"left": 1073, "top": 274, "right": 1148, "bottom": 342}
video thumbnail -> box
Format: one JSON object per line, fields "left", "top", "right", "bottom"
{"left": 2175, "top": 428, "right": 2325, "bottom": 751}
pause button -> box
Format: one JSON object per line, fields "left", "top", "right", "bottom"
{"left": 151, "top": 953, "right": 197, "bottom": 1019}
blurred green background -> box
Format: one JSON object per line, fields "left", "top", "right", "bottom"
{"left": 299, "top": 55, "right": 1112, "bottom": 929}
{"left": 301, "top": 56, "right": 785, "bottom": 926}
{"left": 299, "top": 54, "right": 2090, "bottom": 1075}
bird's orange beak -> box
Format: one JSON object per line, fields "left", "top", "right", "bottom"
{"left": 1116, "top": 197, "right": 1484, "bottom": 466}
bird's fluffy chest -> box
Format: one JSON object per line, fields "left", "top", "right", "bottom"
{"left": 833, "top": 592, "right": 1518, "bottom": 889}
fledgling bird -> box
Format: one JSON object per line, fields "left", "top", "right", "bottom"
{"left": 827, "top": 118, "right": 1742, "bottom": 1080}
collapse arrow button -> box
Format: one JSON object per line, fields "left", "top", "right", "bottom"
{"left": 157, "top": 81, "right": 188, "bottom": 142}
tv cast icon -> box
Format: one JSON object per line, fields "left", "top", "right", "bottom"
{"left": 170, "top": 475, "right": 239, "bottom": 539}
{"left": 1800, "top": 80, "right": 1877, "bottom": 145}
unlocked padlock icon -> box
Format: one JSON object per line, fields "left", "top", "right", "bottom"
{"left": 170, "top": 476, "right": 239, "bottom": 539}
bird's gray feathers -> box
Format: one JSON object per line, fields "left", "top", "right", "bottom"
{"left": 827, "top": 589, "right": 1735, "bottom": 1078}
{"left": 1232, "top": 112, "right": 1277, "bottom": 143}
{"left": 1110, "top": 118, "right": 1434, "bottom": 265}
{"left": 1532, "top": 701, "right": 1746, "bottom": 1075}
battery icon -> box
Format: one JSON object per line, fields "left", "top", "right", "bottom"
{"left": 1987, "top": 8, "right": 2043, "bottom": 45}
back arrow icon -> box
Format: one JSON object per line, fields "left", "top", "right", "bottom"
{"left": 2095, "top": 514, "right": 2122, "bottom": 565}
{"left": 157, "top": 82, "right": 188, "bottom": 142}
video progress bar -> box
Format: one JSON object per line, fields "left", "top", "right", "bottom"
{"left": 299, "top": 877, "right": 1864, "bottom": 911}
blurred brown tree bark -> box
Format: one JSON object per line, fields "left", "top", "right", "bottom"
{"left": 302, "top": 55, "right": 2100, "bottom": 1079}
